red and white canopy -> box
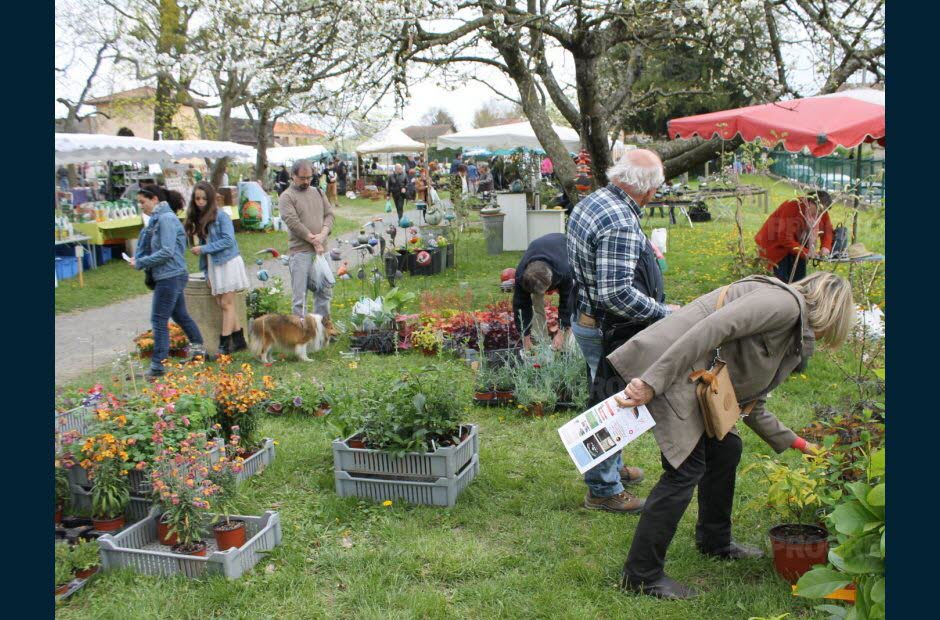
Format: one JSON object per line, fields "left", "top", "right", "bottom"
{"left": 667, "top": 89, "right": 885, "bottom": 156}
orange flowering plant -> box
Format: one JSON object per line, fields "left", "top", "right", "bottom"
{"left": 150, "top": 432, "right": 225, "bottom": 552}
{"left": 134, "top": 323, "right": 189, "bottom": 354}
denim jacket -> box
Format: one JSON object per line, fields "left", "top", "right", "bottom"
{"left": 197, "top": 210, "right": 240, "bottom": 272}
{"left": 135, "top": 203, "right": 188, "bottom": 281}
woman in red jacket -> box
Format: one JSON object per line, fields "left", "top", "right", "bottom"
{"left": 755, "top": 190, "right": 834, "bottom": 282}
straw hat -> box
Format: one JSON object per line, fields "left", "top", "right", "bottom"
{"left": 846, "top": 243, "right": 875, "bottom": 259}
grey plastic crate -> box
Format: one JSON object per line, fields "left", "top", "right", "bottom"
{"left": 333, "top": 424, "right": 478, "bottom": 480}
{"left": 97, "top": 508, "right": 282, "bottom": 579}
{"left": 335, "top": 454, "right": 479, "bottom": 508}
{"left": 69, "top": 484, "right": 153, "bottom": 523}
{"left": 55, "top": 406, "right": 90, "bottom": 452}
{"left": 233, "top": 438, "right": 276, "bottom": 484}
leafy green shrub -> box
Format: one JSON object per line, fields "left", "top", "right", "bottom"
{"left": 70, "top": 539, "right": 100, "bottom": 573}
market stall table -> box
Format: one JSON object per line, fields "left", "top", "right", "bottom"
{"left": 55, "top": 234, "right": 96, "bottom": 270}
{"left": 72, "top": 207, "right": 242, "bottom": 246}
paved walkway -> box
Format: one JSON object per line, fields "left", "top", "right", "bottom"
{"left": 54, "top": 208, "right": 429, "bottom": 385}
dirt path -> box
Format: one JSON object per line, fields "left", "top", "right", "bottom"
{"left": 54, "top": 207, "right": 425, "bottom": 385}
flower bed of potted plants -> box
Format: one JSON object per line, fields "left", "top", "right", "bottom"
{"left": 329, "top": 369, "right": 479, "bottom": 507}
{"left": 347, "top": 288, "right": 415, "bottom": 354}
{"left": 264, "top": 375, "right": 331, "bottom": 417}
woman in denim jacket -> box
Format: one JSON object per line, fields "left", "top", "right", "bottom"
{"left": 185, "top": 182, "right": 250, "bottom": 355}
{"left": 131, "top": 185, "right": 205, "bottom": 378}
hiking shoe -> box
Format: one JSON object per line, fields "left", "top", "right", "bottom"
{"left": 620, "top": 466, "right": 645, "bottom": 485}
{"left": 621, "top": 573, "right": 698, "bottom": 600}
{"left": 584, "top": 490, "right": 645, "bottom": 514}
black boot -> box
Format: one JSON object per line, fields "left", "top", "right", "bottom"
{"left": 218, "top": 334, "right": 232, "bottom": 356}
{"left": 230, "top": 328, "right": 248, "bottom": 352}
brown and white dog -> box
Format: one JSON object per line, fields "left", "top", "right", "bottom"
{"left": 248, "top": 313, "right": 330, "bottom": 363}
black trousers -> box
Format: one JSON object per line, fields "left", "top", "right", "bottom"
{"left": 774, "top": 253, "right": 806, "bottom": 283}
{"left": 393, "top": 194, "right": 406, "bottom": 221}
{"left": 589, "top": 323, "right": 644, "bottom": 407}
{"left": 624, "top": 433, "right": 743, "bottom": 582}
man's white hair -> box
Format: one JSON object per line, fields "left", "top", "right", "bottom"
{"left": 605, "top": 150, "right": 665, "bottom": 193}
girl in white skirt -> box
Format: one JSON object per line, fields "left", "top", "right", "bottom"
{"left": 185, "top": 182, "right": 251, "bottom": 355}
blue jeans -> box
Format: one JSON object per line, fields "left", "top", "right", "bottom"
{"left": 151, "top": 274, "right": 203, "bottom": 372}
{"left": 571, "top": 316, "right": 604, "bottom": 383}
{"left": 572, "top": 314, "right": 623, "bottom": 497}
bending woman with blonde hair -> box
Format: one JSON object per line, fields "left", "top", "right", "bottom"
{"left": 606, "top": 272, "right": 854, "bottom": 600}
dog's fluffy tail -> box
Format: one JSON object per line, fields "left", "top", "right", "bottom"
{"left": 248, "top": 316, "right": 264, "bottom": 358}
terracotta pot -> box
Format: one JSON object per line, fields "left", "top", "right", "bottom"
{"left": 769, "top": 524, "right": 829, "bottom": 584}
{"left": 75, "top": 566, "right": 99, "bottom": 580}
{"left": 474, "top": 391, "right": 496, "bottom": 401}
{"left": 92, "top": 515, "right": 125, "bottom": 532}
{"left": 55, "top": 583, "right": 71, "bottom": 596}
{"left": 172, "top": 541, "right": 208, "bottom": 557}
{"left": 495, "top": 390, "right": 514, "bottom": 400}
{"left": 55, "top": 506, "right": 63, "bottom": 524}
{"left": 347, "top": 438, "right": 367, "bottom": 449}
{"left": 213, "top": 519, "right": 247, "bottom": 551}
{"left": 525, "top": 403, "right": 545, "bottom": 418}
{"left": 157, "top": 517, "right": 179, "bottom": 546}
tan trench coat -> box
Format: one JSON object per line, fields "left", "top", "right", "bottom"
{"left": 607, "top": 276, "right": 813, "bottom": 469}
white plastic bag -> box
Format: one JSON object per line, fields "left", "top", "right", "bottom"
{"left": 429, "top": 186, "right": 441, "bottom": 205}
{"left": 313, "top": 253, "right": 336, "bottom": 289}
{"left": 651, "top": 228, "right": 668, "bottom": 254}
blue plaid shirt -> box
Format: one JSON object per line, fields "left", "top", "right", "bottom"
{"left": 566, "top": 184, "right": 669, "bottom": 324}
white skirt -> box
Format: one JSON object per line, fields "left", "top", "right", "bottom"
{"left": 207, "top": 254, "right": 250, "bottom": 296}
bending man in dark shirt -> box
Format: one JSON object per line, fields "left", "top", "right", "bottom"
{"left": 512, "top": 233, "right": 573, "bottom": 350}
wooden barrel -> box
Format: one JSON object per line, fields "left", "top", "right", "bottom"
{"left": 183, "top": 273, "right": 248, "bottom": 355}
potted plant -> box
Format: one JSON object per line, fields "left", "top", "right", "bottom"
{"left": 492, "top": 363, "right": 516, "bottom": 402}
{"left": 90, "top": 459, "right": 130, "bottom": 531}
{"left": 473, "top": 363, "right": 498, "bottom": 402}
{"left": 150, "top": 433, "right": 221, "bottom": 556}
{"left": 55, "top": 544, "right": 73, "bottom": 595}
{"left": 55, "top": 461, "right": 70, "bottom": 524}
{"left": 70, "top": 539, "right": 100, "bottom": 579}
{"left": 210, "top": 435, "right": 247, "bottom": 551}
{"left": 795, "top": 448, "right": 885, "bottom": 617}
{"left": 743, "top": 455, "right": 833, "bottom": 583}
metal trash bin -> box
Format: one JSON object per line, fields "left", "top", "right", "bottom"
{"left": 481, "top": 211, "right": 505, "bottom": 255}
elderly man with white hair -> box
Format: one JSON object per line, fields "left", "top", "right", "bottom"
{"left": 567, "top": 149, "right": 680, "bottom": 514}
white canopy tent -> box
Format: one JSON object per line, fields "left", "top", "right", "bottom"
{"left": 161, "top": 139, "right": 256, "bottom": 160}
{"left": 267, "top": 144, "right": 332, "bottom": 165}
{"left": 437, "top": 121, "right": 582, "bottom": 152}
{"left": 356, "top": 126, "right": 425, "bottom": 154}
{"left": 55, "top": 133, "right": 176, "bottom": 165}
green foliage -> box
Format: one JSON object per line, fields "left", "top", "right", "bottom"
{"left": 70, "top": 539, "right": 101, "bottom": 572}
{"left": 796, "top": 449, "right": 886, "bottom": 620}
{"left": 55, "top": 544, "right": 73, "bottom": 587}
{"left": 741, "top": 454, "right": 834, "bottom": 524}
{"left": 345, "top": 367, "right": 467, "bottom": 457}
{"left": 266, "top": 375, "right": 330, "bottom": 416}
{"left": 247, "top": 276, "right": 289, "bottom": 318}
{"left": 56, "top": 463, "right": 71, "bottom": 508}
{"left": 90, "top": 460, "right": 130, "bottom": 520}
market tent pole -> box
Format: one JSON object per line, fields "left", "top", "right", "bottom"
{"left": 851, "top": 143, "right": 863, "bottom": 243}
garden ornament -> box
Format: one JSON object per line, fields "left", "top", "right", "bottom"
{"left": 386, "top": 224, "right": 397, "bottom": 244}
{"left": 279, "top": 256, "right": 290, "bottom": 266}
{"left": 337, "top": 261, "right": 349, "bottom": 277}
{"left": 416, "top": 250, "right": 432, "bottom": 267}
{"left": 357, "top": 267, "right": 366, "bottom": 280}
{"left": 425, "top": 206, "right": 443, "bottom": 226}
{"left": 330, "top": 248, "right": 342, "bottom": 261}
{"left": 256, "top": 269, "right": 270, "bottom": 282}
{"left": 255, "top": 248, "right": 281, "bottom": 259}
{"left": 357, "top": 230, "right": 369, "bottom": 245}
{"left": 399, "top": 215, "right": 412, "bottom": 227}
{"left": 255, "top": 258, "right": 264, "bottom": 266}
{"left": 384, "top": 251, "right": 400, "bottom": 287}
{"left": 368, "top": 236, "right": 379, "bottom": 247}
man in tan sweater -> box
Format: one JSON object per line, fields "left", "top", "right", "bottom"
{"left": 278, "top": 160, "right": 336, "bottom": 318}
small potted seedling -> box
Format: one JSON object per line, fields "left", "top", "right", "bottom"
{"left": 55, "top": 544, "right": 73, "bottom": 595}
{"left": 71, "top": 539, "right": 101, "bottom": 579}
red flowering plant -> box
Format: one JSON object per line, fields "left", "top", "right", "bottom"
{"left": 150, "top": 431, "right": 224, "bottom": 554}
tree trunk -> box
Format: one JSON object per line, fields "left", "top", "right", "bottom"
{"left": 652, "top": 136, "right": 743, "bottom": 180}
{"left": 153, "top": 0, "right": 183, "bottom": 140}
{"left": 255, "top": 107, "right": 271, "bottom": 188}
{"left": 574, "top": 55, "right": 613, "bottom": 186}
{"left": 211, "top": 107, "right": 232, "bottom": 187}
{"left": 491, "top": 36, "right": 579, "bottom": 204}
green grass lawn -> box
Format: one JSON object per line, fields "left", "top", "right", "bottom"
{"left": 56, "top": 175, "right": 884, "bottom": 618}
{"left": 55, "top": 196, "right": 387, "bottom": 315}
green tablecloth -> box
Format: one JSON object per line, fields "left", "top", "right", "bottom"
{"left": 71, "top": 207, "right": 241, "bottom": 245}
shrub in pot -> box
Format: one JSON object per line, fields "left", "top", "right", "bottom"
{"left": 90, "top": 460, "right": 130, "bottom": 531}
{"left": 743, "top": 455, "right": 836, "bottom": 583}
{"left": 70, "top": 539, "right": 100, "bottom": 579}
{"left": 55, "top": 462, "right": 70, "bottom": 524}
{"left": 55, "top": 544, "right": 73, "bottom": 595}
{"left": 795, "top": 448, "right": 885, "bottom": 619}
{"left": 209, "top": 435, "right": 247, "bottom": 551}
{"left": 151, "top": 433, "right": 222, "bottom": 556}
